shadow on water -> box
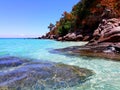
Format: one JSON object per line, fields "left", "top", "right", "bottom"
{"left": 0, "top": 56, "right": 94, "bottom": 90}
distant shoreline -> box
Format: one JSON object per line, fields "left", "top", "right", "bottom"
{"left": 0, "top": 37, "right": 37, "bottom": 39}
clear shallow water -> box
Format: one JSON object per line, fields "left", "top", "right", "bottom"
{"left": 0, "top": 38, "right": 120, "bottom": 90}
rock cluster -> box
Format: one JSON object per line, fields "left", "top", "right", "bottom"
{"left": 40, "top": 32, "right": 91, "bottom": 41}
{"left": 90, "top": 18, "right": 120, "bottom": 44}
{"left": 39, "top": 17, "right": 120, "bottom": 42}
{"left": 39, "top": 34, "right": 57, "bottom": 39}
{"left": 86, "top": 18, "right": 120, "bottom": 59}
{"left": 57, "top": 33, "right": 83, "bottom": 41}
{"left": 53, "top": 18, "right": 120, "bottom": 60}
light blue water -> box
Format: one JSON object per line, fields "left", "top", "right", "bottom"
{"left": 0, "top": 38, "right": 120, "bottom": 90}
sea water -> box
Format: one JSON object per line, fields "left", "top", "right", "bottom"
{"left": 0, "top": 38, "right": 120, "bottom": 90}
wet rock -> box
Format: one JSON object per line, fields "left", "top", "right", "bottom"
{"left": 105, "top": 45, "right": 120, "bottom": 53}
{"left": 0, "top": 56, "right": 94, "bottom": 89}
{"left": 0, "top": 56, "right": 28, "bottom": 69}
{"left": 54, "top": 42, "right": 120, "bottom": 61}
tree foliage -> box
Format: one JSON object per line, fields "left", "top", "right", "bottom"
{"left": 48, "top": 0, "right": 120, "bottom": 37}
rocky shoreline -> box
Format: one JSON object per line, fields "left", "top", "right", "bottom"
{"left": 39, "top": 18, "right": 120, "bottom": 42}
{"left": 49, "top": 18, "right": 120, "bottom": 61}
{"left": 38, "top": 0, "right": 120, "bottom": 60}
{"left": 39, "top": 31, "right": 90, "bottom": 41}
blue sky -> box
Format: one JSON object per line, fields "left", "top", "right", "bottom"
{"left": 0, "top": 0, "right": 79, "bottom": 38}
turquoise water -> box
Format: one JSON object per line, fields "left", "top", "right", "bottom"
{"left": 0, "top": 38, "right": 120, "bottom": 90}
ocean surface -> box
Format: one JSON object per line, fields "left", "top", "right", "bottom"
{"left": 0, "top": 38, "right": 120, "bottom": 90}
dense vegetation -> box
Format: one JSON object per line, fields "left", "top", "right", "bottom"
{"left": 46, "top": 0, "right": 120, "bottom": 40}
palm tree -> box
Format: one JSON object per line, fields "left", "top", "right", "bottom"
{"left": 48, "top": 23, "right": 55, "bottom": 31}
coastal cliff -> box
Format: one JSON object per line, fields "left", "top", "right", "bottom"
{"left": 40, "top": 0, "right": 120, "bottom": 42}
{"left": 40, "top": 0, "right": 120, "bottom": 60}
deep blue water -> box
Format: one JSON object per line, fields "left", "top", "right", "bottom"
{"left": 0, "top": 38, "right": 120, "bottom": 90}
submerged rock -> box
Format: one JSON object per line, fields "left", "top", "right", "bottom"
{"left": 54, "top": 42, "right": 120, "bottom": 61}
{"left": 0, "top": 56, "right": 94, "bottom": 89}
{"left": 0, "top": 56, "right": 28, "bottom": 69}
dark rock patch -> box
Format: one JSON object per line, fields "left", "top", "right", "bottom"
{"left": 0, "top": 56, "right": 94, "bottom": 89}
{"left": 54, "top": 42, "right": 120, "bottom": 61}
{"left": 0, "top": 56, "right": 29, "bottom": 69}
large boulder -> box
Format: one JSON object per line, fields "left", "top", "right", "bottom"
{"left": 63, "top": 33, "right": 77, "bottom": 41}
{"left": 76, "top": 34, "right": 83, "bottom": 41}
{"left": 61, "top": 33, "right": 83, "bottom": 41}
{"left": 0, "top": 56, "right": 94, "bottom": 89}
{"left": 90, "top": 18, "right": 120, "bottom": 44}
{"left": 49, "top": 35, "right": 57, "bottom": 39}
{"left": 57, "top": 37, "right": 63, "bottom": 41}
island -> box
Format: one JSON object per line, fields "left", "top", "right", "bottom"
{"left": 40, "top": 0, "right": 120, "bottom": 60}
